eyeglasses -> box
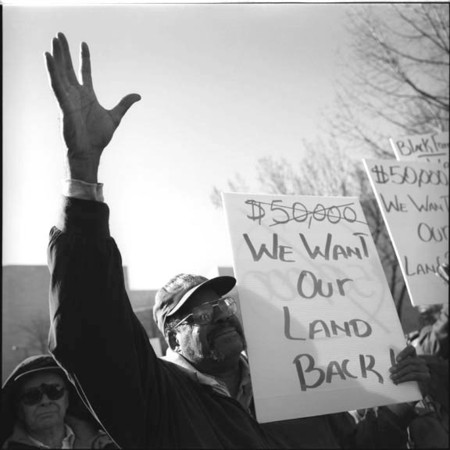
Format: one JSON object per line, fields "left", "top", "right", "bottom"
{"left": 170, "top": 297, "right": 237, "bottom": 330}
{"left": 19, "top": 383, "right": 66, "bottom": 406}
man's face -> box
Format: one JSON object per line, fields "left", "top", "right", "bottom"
{"left": 16, "top": 372, "right": 69, "bottom": 433}
{"left": 171, "top": 288, "right": 246, "bottom": 374}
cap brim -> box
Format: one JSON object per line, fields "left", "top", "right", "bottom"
{"left": 167, "top": 275, "right": 236, "bottom": 318}
{"left": 14, "top": 366, "right": 64, "bottom": 383}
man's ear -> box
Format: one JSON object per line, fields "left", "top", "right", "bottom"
{"left": 167, "top": 330, "right": 180, "bottom": 352}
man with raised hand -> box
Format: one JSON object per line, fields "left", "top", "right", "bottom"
{"left": 45, "top": 32, "right": 430, "bottom": 449}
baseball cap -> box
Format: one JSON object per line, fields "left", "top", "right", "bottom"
{"left": 10, "top": 355, "right": 66, "bottom": 384}
{"left": 153, "top": 273, "right": 236, "bottom": 334}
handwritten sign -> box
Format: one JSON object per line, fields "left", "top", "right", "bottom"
{"left": 363, "top": 160, "right": 448, "bottom": 307}
{"left": 222, "top": 192, "right": 420, "bottom": 423}
{"left": 389, "top": 132, "right": 449, "bottom": 168}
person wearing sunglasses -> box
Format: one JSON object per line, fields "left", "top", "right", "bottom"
{"left": 1, "top": 355, "right": 117, "bottom": 449}
{"left": 44, "top": 32, "right": 431, "bottom": 449}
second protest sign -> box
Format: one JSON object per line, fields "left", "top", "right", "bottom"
{"left": 363, "top": 159, "right": 448, "bottom": 307}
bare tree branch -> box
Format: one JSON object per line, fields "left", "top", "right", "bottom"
{"left": 327, "top": 4, "right": 448, "bottom": 162}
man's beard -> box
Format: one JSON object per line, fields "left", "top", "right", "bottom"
{"left": 206, "top": 329, "right": 247, "bottom": 362}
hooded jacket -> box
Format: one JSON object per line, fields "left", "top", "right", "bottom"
{"left": 1, "top": 355, "right": 116, "bottom": 449}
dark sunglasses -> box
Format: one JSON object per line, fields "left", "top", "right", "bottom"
{"left": 169, "top": 297, "right": 237, "bottom": 330}
{"left": 19, "top": 383, "right": 66, "bottom": 406}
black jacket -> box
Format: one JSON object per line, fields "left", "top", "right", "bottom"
{"left": 47, "top": 197, "right": 411, "bottom": 448}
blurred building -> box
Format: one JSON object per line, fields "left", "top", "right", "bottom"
{"left": 2, "top": 265, "right": 163, "bottom": 383}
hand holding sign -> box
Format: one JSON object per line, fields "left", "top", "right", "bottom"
{"left": 389, "top": 345, "right": 431, "bottom": 396}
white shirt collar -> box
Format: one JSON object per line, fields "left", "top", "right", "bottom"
{"left": 161, "top": 348, "right": 253, "bottom": 411}
{"left": 27, "top": 424, "right": 75, "bottom": 449}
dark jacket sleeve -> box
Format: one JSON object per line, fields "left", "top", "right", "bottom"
{"left": 47, "top": 197, "right": 156, "bottom": 448}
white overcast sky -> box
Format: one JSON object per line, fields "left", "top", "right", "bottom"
{"left": 3, "top": 3, "right": 358, "bottom": 289}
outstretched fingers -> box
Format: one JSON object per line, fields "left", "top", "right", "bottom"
{"left": 45, "top": 51, "right": 66, "bottom": 106}
{"left": 46, "top": 31, "right": 141, "bottom": 146}
{"left": 81, "top": 42, "right": 93, "bottom": 90}
{"left": 57, "top": 32, "right": 79, "bottom": 87}
{"left": 110, "top": 93, "right": 142, "bottom": 125}
{"left": 51, "top": 36, "right": 70, "bottom": 86}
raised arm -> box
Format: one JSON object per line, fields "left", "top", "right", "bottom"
{"left": 45, "top": 32, "right": 141, "bottom": 182}
{"left": 45, "top": 33, "right": 151, "bottom": 447}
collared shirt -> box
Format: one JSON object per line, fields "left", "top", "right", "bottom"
{"left": 26, "top": 424, "right": 75, "bottom": 449}
{"left": 162, "top": 348, "right": 254, "bottom": 413}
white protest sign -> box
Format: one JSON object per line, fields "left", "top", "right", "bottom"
{"left": 363, "top": 160, "right": 448, "bottom": 307}
{"left": 389, "top": 132, "right": 449, "bottom": 168}
{"left": 222, "top": 192, "right": 420, "bottom": 423}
